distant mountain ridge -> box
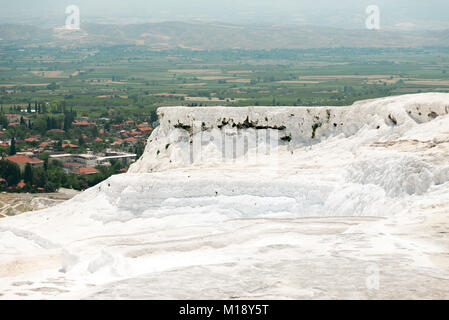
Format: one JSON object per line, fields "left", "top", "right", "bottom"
{"left": 1, "top": 22, "right": 448, "bottom": 49}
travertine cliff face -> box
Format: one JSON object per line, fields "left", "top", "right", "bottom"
{"left": 130, "top": 93, "right": 449, "bottom": 173}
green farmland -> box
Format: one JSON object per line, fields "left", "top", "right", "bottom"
{"left": 1, "top": 46, "right": 449, "bottom": 118}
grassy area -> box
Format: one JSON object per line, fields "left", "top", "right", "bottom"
{"left": 1, "top": 46, "right": 448, "bottom": 118}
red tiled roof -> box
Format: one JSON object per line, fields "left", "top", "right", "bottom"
{"left": 62, "top": 143, "right": 79, "bottom": 148}
{"left": 25, "top": 138, "right": 40, "bottom": 142}
{"left": 124, "top": 137, "right": 139, "bottom": 142}
{"left": 94, "top": 138, "right": 103, "bottom": 142}
{"left": 39, "top": 142, "right": 51, "bottom": 147}
{"left": 5, "top": 154, "right": 43, "bottom": 164}
{"left": 73, "top": 121, "right": 95, "bottom": 126}
{"left": 73, "top": 167, "right": 99, "bottom": 175}
{"left": 17, "top": 180, "right": 26, "bottom": 188}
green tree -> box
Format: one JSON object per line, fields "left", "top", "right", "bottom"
{"left": 24, "top": 163, "right": 33, "bottom": 183}
{"left": 134, "top": 141, "right": 145, "bottom": 158}
{"left": 9, "top": 137, "right": 16, "bottom": 155}
{"left": 33, "top": 117, "right": 47, "bottom": 134}
{"left": 0, "top": 115, "right": 7, "bottom": 128}
{"left": 32, "top": 167, "right": 48, "bottom": 188}
{"left": 0, "top": 160, "right": 21, "bottom": 186}
{"left": 78, "top": 135, "right": 85, "bottom": 146}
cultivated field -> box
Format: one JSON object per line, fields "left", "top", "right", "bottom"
{"left": 0, "top": 46, "right": 448, "bottom": 116}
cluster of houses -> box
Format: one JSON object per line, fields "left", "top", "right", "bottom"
{"left": 51, "top": 151, "right": 137, "bottom": 175}
{"left": 2, "top": 151, "right": 137, "bottom": 175}
{"left": 0, "top": 113, "right": 154, "bottom": 178}
{"left": 0, "top": 150, "right": 137, "bottom": 192}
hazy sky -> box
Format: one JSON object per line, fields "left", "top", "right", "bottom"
{"left": 1, "top": 0, "right": 449, "bottom": 29}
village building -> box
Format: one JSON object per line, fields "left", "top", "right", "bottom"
{"left": 4, "top": 114, "right": 19, "bottom": 123}
{"left": 4, "top": 154, "right": 44, "bottom": 172}
{"left": 73, "top": 121, "right": 95, "bottom": 127}
{"left": 25, "top": 137, "right": 40, "bottom": 143}
{"left": 62, "top": 143, "right": 80, "bottom": 149}
{"left": 73, "top": 167, "right": 99, "bottom": 175}
{"left": 123, "top": 137, "right": 139, "bottom": 146}
{"left": 62, "top": 162, "right": 84, "bottom": 174}
{"left": 97, "top": 152, "right": 137, "bottom": 166}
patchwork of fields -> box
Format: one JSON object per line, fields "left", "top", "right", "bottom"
{"left": 1, "top": 47, "right": 449, "bottom": 118}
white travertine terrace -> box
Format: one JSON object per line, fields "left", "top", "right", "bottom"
{"left": 130, "top": 93, "right": 449, "bottom": 172}
{"left": 1, "top": 93, "right": 449, "bottom": 299}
